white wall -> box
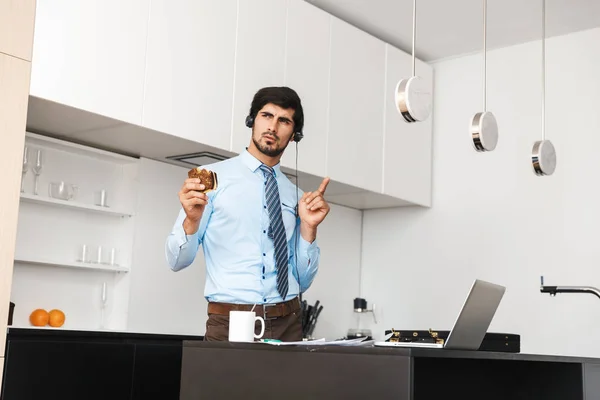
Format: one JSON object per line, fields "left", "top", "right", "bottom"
{"left": 10, "top": 265, "right": 128, "bottom": 330}
{"left": 301, "top": 205, "right": 363, "bottom": 340}
{"left": 127, "top": 158, "right": 208, "bottom": 335}
{"left": 360, "top": 27, "right": 600, "bottom": 357}
{"left": 127, "top": 157, "right": 363, "bottom": 340}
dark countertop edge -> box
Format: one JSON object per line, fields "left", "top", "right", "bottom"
{"left": 7, "top": 327, "right": 204, "bottom": 342}
{"left": 181, "top": 340, "right": 600, "bottom": 364}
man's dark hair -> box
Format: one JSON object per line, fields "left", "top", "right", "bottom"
{"left": 248, "top": 86, "right": 304, "bottom": 133}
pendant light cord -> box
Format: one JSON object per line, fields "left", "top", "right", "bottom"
{"left": 412, "top": 0, "right": 416, "bottom": 76}
{"left": 483, "top": 0, "right": 487, "bottom": 112}
{"left": 541, "top": 0, "right": 546, "bottom": 141}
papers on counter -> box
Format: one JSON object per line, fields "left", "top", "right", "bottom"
{"left": 258, "top": 337, "right": 374, "bottom": 347}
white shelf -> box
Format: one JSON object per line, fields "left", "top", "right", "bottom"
{"left": 25, "top": 131, "right": 138, "bottom": 165}
{"left": 14, "top": 256, "right": 130, "bottom": 273}
{"left": 19, "top": 193, "right": 134, "bottom": 218}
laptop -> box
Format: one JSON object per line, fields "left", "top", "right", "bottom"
{"left": 374, "top": 279, "right": 506, "bottom": 350}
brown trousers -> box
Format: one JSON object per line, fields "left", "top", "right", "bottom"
{"left": 204, "top": 309, "right": 303, "bottom": 342}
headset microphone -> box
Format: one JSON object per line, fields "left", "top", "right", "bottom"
{"left": 294, "top": 139, "right": 302, "bottom": 310}
{"left": 245, "top": 113, "right": 304, "bottom": 313}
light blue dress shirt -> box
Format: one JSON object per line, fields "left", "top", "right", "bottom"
{"left": 165, "top": 150, "right": 320, "bottom": 304}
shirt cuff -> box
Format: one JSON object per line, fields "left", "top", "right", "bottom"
{"left": 174, "top": 219, "right": 199, "bottom": 249}
{"left": 298, "top": 236, "right": 318, "bottom": 258}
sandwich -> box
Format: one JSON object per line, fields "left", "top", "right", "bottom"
{"left": 187, "top": 167, "right": 218, "bottom": 193}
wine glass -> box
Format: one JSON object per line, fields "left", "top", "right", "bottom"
{"left": 21, "top": 146, "right": 29, "bottom": 193}
{"left": 100, "top": 282, "right": 108, "bottom": 329}
{"left": 32, "top": 149, "right": 43, "bottom": 195}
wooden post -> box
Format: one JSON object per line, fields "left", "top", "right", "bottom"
{"left": 0, "top": 0, "right": 37, "bottom": 385}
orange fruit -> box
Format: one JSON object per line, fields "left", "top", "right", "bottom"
{"left": 48, "top": 309, "right": 65, "bottom": 327}
{"left": 30, "top": 309, "right": 49, "bottom": 326}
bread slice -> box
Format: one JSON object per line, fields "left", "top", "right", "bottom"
{"left": 187, "top": 167, "right": 218, "bottom": 193}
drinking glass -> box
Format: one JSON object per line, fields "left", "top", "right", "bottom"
{"left": 32, "top": 149, "right": 43, "bottom": 195}
{"left": 21, "top": 146, "right": 29, "bottom": 193}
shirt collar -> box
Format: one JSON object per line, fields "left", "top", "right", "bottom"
{"left": 241, "top": 149, "right": 282, "bottom": 177}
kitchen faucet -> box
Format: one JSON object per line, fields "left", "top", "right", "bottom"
{"left": 540, "top": 275, "right": 600, "bottom": 300}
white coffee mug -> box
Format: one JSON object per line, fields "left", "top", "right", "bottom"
{"left": 228, "top": 311, "right": 265, "bottom": 342}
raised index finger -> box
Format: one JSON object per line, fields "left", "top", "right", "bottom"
{"left": 317, "top": 177, "right": 331, "bottom": 195}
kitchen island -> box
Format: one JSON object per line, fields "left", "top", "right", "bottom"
{"left": 1, "top": 326, "right": 203, "bottom": 400}
{"left": 180, "top": 340, "right": 600, "bottom": 400}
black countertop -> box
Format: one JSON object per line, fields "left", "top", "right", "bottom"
{"left": 180, "top": 340, "right": 600, "bottom": 399}
{"left": 182, "top": 339, "right": 600, "bottom": 364}
{"left": 10, "top": 328, "right": 595, "bottom": 365}
{"left": 7, "top": 326, "right": 203, "bottom": 342}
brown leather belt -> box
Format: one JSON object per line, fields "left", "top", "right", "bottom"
{"left": 208, "top": 297, "right": 301, "bottom": 319}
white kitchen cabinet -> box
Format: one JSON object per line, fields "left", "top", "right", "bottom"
{"left": 0, "top": 0, "right": 36, "bottom": 61}
{"left": 382, "top": 44, "right": 433, "bottom": 206}
{"left": 142, "top": 0, "right": 237, "bottom": 151}
{"left": 230, "top": 0, "right": 287, "bottom": 153}
{"left": 29, "top": 0, "right": 150, "bottom": 125}
{"left": 280, "top": 0, "right": 330, "bottom": 179}
{"left": 327, "top": 17, "right": 386, "bottom": 193}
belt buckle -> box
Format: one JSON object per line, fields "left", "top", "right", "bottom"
{"left": 262, "top": 303, "right": 278, "bottom": 320}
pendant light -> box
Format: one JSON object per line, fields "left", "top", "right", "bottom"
{"left": 470, "top": 0, "right": 498, "bottom": 152}
{"left": 531, "top": 0, "right": 556, "bottom": 176}
{"left": 395, "top": 0, "right": 432, "bottom": 123}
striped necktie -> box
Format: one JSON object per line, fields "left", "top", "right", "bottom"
{"left": 259, "top": 164, "right": 289, "bottom": 300}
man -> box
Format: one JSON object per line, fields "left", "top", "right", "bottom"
{"left": 165, "top": 86, "right": 331, "bottom": 341}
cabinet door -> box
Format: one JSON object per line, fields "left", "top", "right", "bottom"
{"left": 142, "top": 0, "right": 237, "bottom": 151}
{"left": 29, "top": 0, "right": 150, "bottom": 125}
{"left": 280, "top": 0, "right": 330, "bottom": 178}
{"left": 2, "top": 340, "right": 134, "bottom": 400}
{"left": 327, "top": 18, "right": 385, "bottom": 193}
{"left": 0, "top": 0, "right": 35, "bottom": 61}
{"left": 131, "top": 344, "right": 183, "bottom": 400}
{"left": 230, "top": 0, "right": 287, "bottom": 153}
{"left": 383, "top": 44, "right": 433, "bottom": 206}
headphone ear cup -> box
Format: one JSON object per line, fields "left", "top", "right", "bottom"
{"left": 245, "top": 115, "right": 254, "bottom": 128}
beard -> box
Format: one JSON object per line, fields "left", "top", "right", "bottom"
{"left": 253, "top": 132, "right": 289, "bottom": 157}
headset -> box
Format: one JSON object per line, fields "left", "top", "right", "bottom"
{"left": 245, "top": 114, "right": 304, "bottom": 143}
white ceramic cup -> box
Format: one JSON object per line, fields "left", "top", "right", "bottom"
{"left": 228, "top": 311, "right": 265, "bottom": 342}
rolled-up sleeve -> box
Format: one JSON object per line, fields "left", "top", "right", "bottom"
{"left": 165, "top": 209, "right": 200, "bottom": 271}
{"left": 292, "top": 231, "right": 320, "bottom": 292}
{"left": 165, "top": 184, "right": 217, "bottom": 271}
